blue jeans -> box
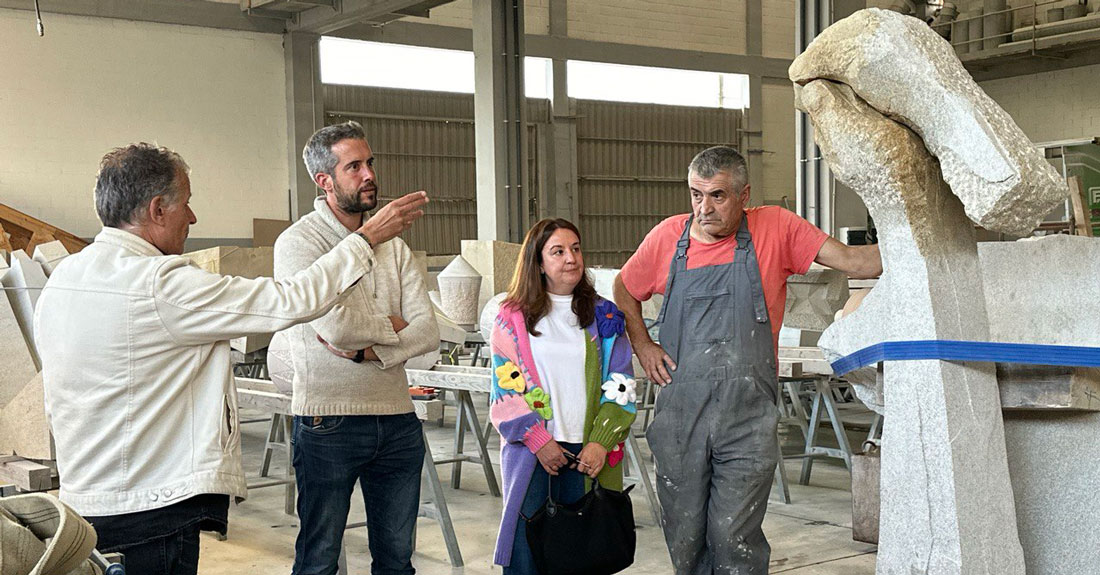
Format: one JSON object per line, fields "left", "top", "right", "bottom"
{"left": 292, "top": 413, "right": 426, "bottom": 575}
{"left": 86, "top": 494, "right": 228, "bottom": 575}
{"left": 504, "top": 442, "right": 586, "bottom": 575}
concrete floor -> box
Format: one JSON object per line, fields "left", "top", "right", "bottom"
{"left": 199, "top": 406, "right": 877, "bottom": 574}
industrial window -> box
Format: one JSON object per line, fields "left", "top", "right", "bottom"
{"left": 319, "top": 37, "right": 550, "bottom": 98}
{"left": 567, "top": 60, "right": 748, "bottom": 109}
{"left": 320, "top": 38, "right": 748, "bottom": 109}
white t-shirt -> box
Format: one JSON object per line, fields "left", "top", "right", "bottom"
{"left": 529, "top": 293, "right": 589, "bottom": 443}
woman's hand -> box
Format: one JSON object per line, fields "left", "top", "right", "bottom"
{"left": 577, "top": 442, "right": 608, "bottom": 479}
{"left": 535, "top": 440, "right": 569, "bottom": 476}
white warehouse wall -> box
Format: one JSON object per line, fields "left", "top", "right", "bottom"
{"left": 0, "top": 9, "right": 289, "bottom": 240}
{"left": 981, "top": 65, "right": 1100, "bottom": 145}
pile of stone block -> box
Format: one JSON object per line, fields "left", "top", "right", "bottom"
{"left": 0, "top": 241, "right": 71, "bottom": 460}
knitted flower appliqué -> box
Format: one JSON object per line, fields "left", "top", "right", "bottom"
{"left": 524, "top": 387, "right": 553, "bottom": 419}
{"left": 607, "top": 443, "right": 625, "bottom": 468}
{"left": 495, "top": 361, "right": 526, "bottom": 393}
{"left": 595, "top": 300, "right": 625, "bottom": 338}
{"left": 601, "top": 373, "right": 637, "bottom": 406}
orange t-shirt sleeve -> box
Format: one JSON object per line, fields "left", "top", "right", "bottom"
{"left": 620, "top": 216, "right": 681, "bottom": 302}
{"left": 782, "top": 209, "right": 830, "bottom": 275}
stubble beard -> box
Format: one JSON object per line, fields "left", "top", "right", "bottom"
{"left": 334, "top": 180, "right": 378, "bottom": 214}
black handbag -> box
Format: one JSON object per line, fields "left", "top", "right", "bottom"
{"left": 523, "top": 471, "right": 637, "bottom": 575}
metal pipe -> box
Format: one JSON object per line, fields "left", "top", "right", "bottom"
{"left": 1010, "top": 10, "right": 1100, "bottom": 41}
{"left": 984, "top": 0, "right": 1008, "bottom": 49}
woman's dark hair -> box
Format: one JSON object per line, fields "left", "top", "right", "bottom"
{"left": 505, "top": 218, "right": 597, "bottom": 336}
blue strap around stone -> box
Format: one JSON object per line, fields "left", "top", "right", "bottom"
{"left": 829, "top": 340, "right": 1100, "bottom": 376}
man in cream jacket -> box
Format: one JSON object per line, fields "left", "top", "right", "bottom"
{"left": 34, "top": 143, "right": 428, "bottom": 575}
{"left": 274, "top": 122, "right": 439, "bottom": 575}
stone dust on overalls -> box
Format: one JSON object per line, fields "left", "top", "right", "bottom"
{"left": 647, "top": 215, "right": 780, "bottom": 575}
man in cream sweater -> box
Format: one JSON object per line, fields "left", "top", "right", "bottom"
{"left": 274, "top": 121, "right": 439, "bottom": 575}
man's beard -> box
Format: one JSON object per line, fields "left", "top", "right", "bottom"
{"left": 333, "top": 180, "right": 378, "bottom": 213}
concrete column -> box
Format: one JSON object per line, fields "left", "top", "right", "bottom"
{"left": 473, "top": 0, "right": 528, "bottom": 242}
{"left": 541, "top": 0, "right": 578, "bottom": 222}
{"left": 284, "top": 32, "right": 324, "bottom": 221}
{"left": 744, "top": 0, "right": 765, "bottom": 203}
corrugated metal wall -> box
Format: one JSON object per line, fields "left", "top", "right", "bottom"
{"left": 324, "top": 84, "right": 546, "bottom": 256}
{"left": 324, "top": 85, "right": 741, "bottom": 264}
{"left": 575, "top": 101, "right": 742, "bottom": 267}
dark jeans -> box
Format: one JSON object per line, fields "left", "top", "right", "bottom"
{"left": 505, "top": 442, "right": 586, "bottom": 575}
{"left": 292, "top": 413, "right": 426, "bottom": 575}
{"left": 86, "top": 493, "right": 229, "bottom": 575}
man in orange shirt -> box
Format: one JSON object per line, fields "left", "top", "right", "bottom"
{"left": 613, "top": 146, "right": 880, "bottom": 574}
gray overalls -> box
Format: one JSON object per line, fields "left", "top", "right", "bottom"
{"left": 646, "top": 215, "right": 780, "bottom": 575}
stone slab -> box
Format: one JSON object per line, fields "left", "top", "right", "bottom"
{"left": 790, "top": 8, "right": 1067, "bottom": 236}
{"left": 2, "top": 250, "right": 45, "bottom": 370}
{"left": 784, "top": 266, "right": 849, "bottom": 331}
{"left": 0, "top": 287, "right": 37, "bottom": 410}
{"left": 460, "top": 240, "right": 521, "bottom": 295}
{"left": 182, "top": 246, "right": 273, "bottom": 279}
{"left": 798, "top": 80, "right": 1024, "bottom": 575}
{"left": 978, "top": 235, "right": 1100, "bottom": 348}
{"left": 1003, "top": 411, "right": 1100, "bottom": 575}
{"left": 31, "top": 240, "right": 68, "bottom": 276}
{"left": 846, "top": 235, "right": 1100, "bottom": 413}
{"left": 0, "top": 372, "right": 52, "bottom": 459}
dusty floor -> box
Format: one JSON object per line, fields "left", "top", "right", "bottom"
{"left": 199, "top": 406, "right": 877, "bottom": 574}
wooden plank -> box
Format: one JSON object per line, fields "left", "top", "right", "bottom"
{"left": 26, "top": 231, "right": 57, "bottom": 256}
{"left": 1069, "top": 176, "right": 1094, "bottom": 237}
{"left": 0, "top": 222, "right": 12, "bottom": 254}
{"left": 0, "top": 456, "right": 55, "bottom": 491}
{"left": 0, "top": 203, "right": 88, "bottom": 254}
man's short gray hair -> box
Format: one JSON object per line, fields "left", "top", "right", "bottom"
{"left": 95, "top": 143, "right": 190, "bottom": 228}
{"left": 688, "top": 145, "right": 748, "bottom": 187}
{"left": 303, "top": 121, "right": 367, "bottom": 181}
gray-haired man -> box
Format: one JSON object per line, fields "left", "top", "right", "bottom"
{"left": 614, "top": 146, "right": 880, "bottom": 574}
{"left": 35, "top": 143, "right": 427, "bottom": 575}
{"left": 274, "top": 121, "right": 439, "bottom": 575}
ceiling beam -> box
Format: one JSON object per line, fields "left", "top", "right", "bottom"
{"left": 330, "top": 20, "right": 794, "bottom": 79}
{"left": 288, "top": 0, "right": 427, "bottom": 34}
{"left": 0, "top": 0, "right": 285, "bottom": 34}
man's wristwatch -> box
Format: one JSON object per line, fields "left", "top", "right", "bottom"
{"left": 354, "top": 231, "right": 372, "bottom": 248}
{"left": 352, "top": 349, "right": 366, "bottom": 363}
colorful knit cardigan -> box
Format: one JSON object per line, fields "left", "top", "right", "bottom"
{"left": 489, "top": 297, "right": 637, "bottom": 566}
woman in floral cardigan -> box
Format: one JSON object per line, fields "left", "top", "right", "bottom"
{"left": 489, "top": 218, "right": 637, "bottom": 573}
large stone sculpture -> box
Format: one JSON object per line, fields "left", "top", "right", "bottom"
{"left": 799, "top": 79, "right": 1024, "bottom": 575}
{"left": 789, "top": 9, "right": 1065, "bottom": 235}
{"left": 791, "top": 8, "right": 1069, "bottom": 575}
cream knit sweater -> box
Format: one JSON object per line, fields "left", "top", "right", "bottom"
{"left": 273, "top": 196, "right": 439, "bottom": 416}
